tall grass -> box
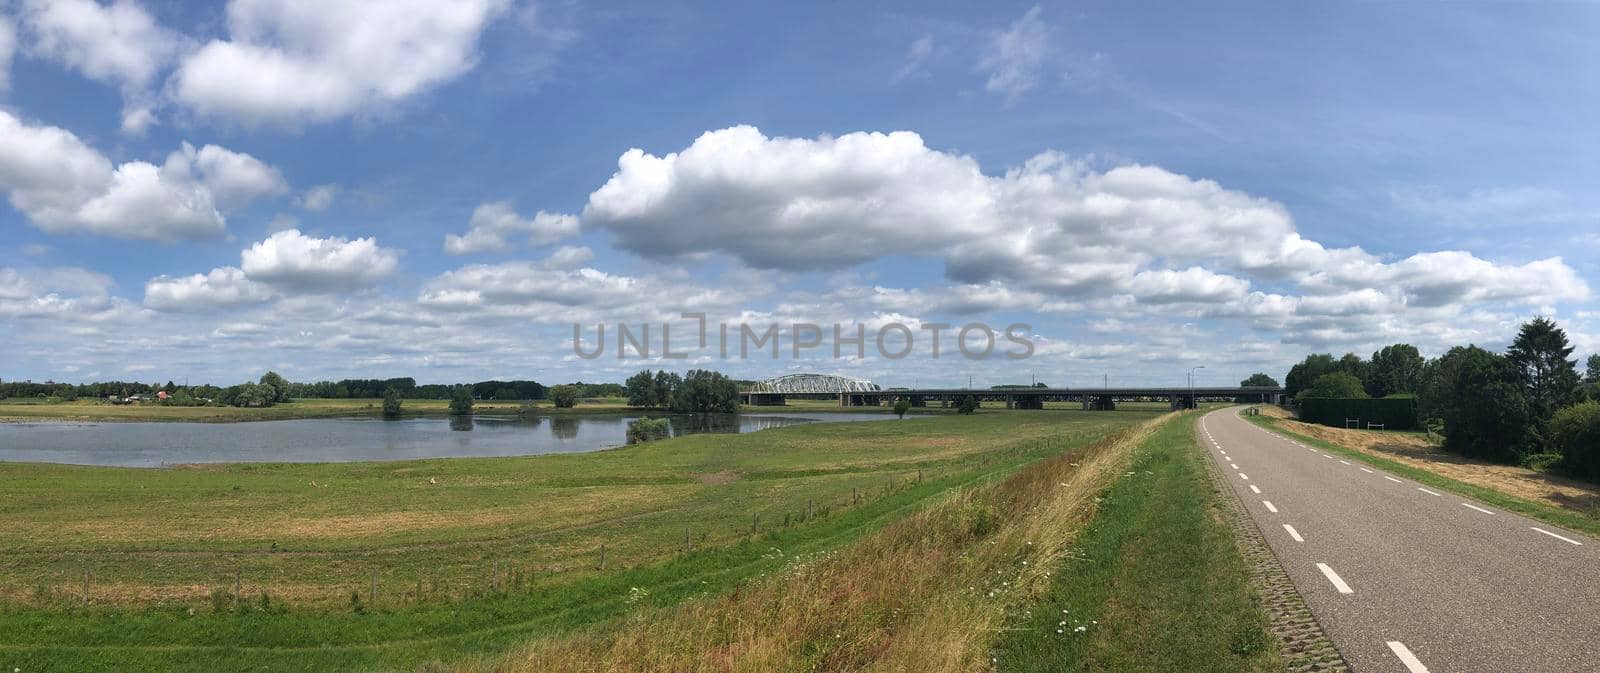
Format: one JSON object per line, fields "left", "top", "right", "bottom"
{"left": 455, "top": 415, "right": 1171, "bottom": 672}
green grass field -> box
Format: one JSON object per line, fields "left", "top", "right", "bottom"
{"left": 0, "top": 408, "right": 1161, "bottom": 672}
{"left": 995, "top": 410, "right": 1280, "bottom": 672}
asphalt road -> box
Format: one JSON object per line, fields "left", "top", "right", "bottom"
{"left": 1201, "top": 407, "right": 1600, "bottom": 673}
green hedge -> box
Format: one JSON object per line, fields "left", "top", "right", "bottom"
{"left": 1296, "top": 397, "right": 1418, "bottom": 430}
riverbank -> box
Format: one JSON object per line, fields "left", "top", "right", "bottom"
{"left": 0, "top": 408, "right": 1158, "bottom": 672}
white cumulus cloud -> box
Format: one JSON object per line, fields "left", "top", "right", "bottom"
{"left": 239, "top": 229, "right": 400, "bottom": 292}
{"left": 0, "top": 110, "right": 284, "bottom": 240}
{"left": 171, "top": 0, "right": 512, "bottom": 126}
{"left": 444, "top": 201, "right": 579, "bottom": 255}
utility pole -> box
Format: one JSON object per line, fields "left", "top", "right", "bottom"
{"left": 1188, "top": 365, "right": 1206, "bottom": 409}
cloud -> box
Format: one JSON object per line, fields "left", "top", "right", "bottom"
{"left": 0, "top": 266, "right": 130, "bottom": 321}
{"left": 580, "top": 125, "right": 1588, "bottom": 346}
{"left": 144, "top": 266, "right": 275, "bottom": 311}
{"left": 171, "top": 0, "right": 512, "bottom": 126}
{"left": 0, "top": 110, "right": 283, "bottom": 240}
{"left": 978, "top": 6, "right": 1049, "bottom": 104}
{"left": 20, "top": 0, "right": 187, "bottom": 133}
{"left": 297, "top": 183, "right": 338, "bottom": 211}
{"left": 444, "top": 201, "right": 579, "bottom": 254}
{"left": 187, "top": 143, "right": 289, "bottom": 209}
{"left": 540, "top": 245, "right": 595, "bottom": 270}
{"left": 240, "top": 229, "right": 400, "bottom": 291}
{"left": 893, "top": 33, "right": 934, "bottom": 83}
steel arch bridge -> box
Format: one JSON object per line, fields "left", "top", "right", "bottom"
{"left": 745, "top": 373, "right": 881, "bottom": 394}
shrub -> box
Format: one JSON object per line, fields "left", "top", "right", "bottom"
{"left": 956, "top": 395, "right": 979, "bottom": 414}
{"left": 1548, "top": 401, "right": 1600, "bottom": 481}
{"left": 448, "top": 387, "right": 474, "bottom": 416}
{"left": 626, "top": 417, "right": 673, "bottom": 444}
{"left": 381, "top": 387, "right": 403, "bottom": 418}
{"left": 893, "top": 398, "right": 911, "bottom": 419}
{"left": 549, "top": 385, "right": 579, "bottom": 408}
{"left": 1296, "top": 397, "right": 1418, "bottom": 430}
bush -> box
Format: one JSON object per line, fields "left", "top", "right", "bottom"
{"left": 448, "top": 387, "right": 474, "bottom": 416}
{"left": 1296, "top": 397, "right": 1418, "bottom": 430}
{"left": 549, "top": 385, "right": 579, "bottom": 408}
{"left": 626, "top": 417, "right": 672, "bottom": 444}
{"left": 1548, "top": 401, "right": 1600, "bottom": 481}
{"left": 893, "top": 398, "right": 911, "bottom": 419}
{"left": 956, "top": 395, "right": 979, "bottom": 414}
{"left": 381, "top": 387, "right": 403, "bottom": 418}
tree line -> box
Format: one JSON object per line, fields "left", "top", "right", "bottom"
{"left": 1283, "top": 317, "right": 1600, "bottom": 481}
{"left": 624, "top": 369, "right": 743, "bottom": 414}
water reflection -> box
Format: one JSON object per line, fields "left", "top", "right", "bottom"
{"left": 0, "top": 412, "right": 895, "bottom": 467}
{"left": 550, "top": 417, "right": 580, "bottom": 439}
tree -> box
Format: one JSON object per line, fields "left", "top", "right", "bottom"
{"left": 1240, "top": 373, "right": 1279, "bottom": 387}
{"left": 1367, "top": 344, "right": 1425, "bottom": 398}
{"left": 1284, "top": 354, "right": 1336, "bottom": 399}
{"left": 653, "top": 370, "right": 681, "bottom": 409}
{"left": 1548, "top": 402, "right": 1600, "bottom": 482}
{"left": 625, "top": 370, "right": 658, "bottom": 408}
{"left": 259, "top": 371, "right": 292, "bottom": 404}
{"left": 893, "top": 398, "right": 911, "bottom": 419}
{"left": 448, "top": 387, "right": 474, "bottom": 415}
{"left": 669, "top": 370, "right": 739, "bottom": 414}
{"left": 382, "top": 387, "right": 403, "bottom": 418}
{"left": 1507, "top": 318, "right": 1580, "bottom": 423}
{"left": 1299, "top": 372, "right": 1367, "bottom": 400}
{"left": 956, "top": 395, "right": 979, "bottom": 414}
{"left": 1585, "top": 354, "right": 1600, "bottom": 385}
{"left": 1443, "top": 346, "right": 1535, "bottom": 463}
{"left": 549, "top": 385, "right": 580, "bottom": 408}
{"left": 1417, "top": 346, "right": 1470, "bottom": 425}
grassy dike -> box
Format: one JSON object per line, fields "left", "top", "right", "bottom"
{"left": 994, "top": 410, "right": 1281, "bottom": 673}
{"left": 1245, "top": 411, "right": 1600, "bottom": 538}
{"left": 0, "top": 410, "right": 1155, "bottom": 672}
{"left": 450, "top": 410, "right": 1281, "bottom": 673}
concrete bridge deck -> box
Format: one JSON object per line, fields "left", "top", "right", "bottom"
{"left": 741, "top": 386, "right": 1285, "bottom": 410}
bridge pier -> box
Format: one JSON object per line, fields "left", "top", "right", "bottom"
{"left": 1082, "top": 394, "right": 1115, "bottom": 411}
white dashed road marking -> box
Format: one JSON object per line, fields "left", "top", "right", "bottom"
{"left": 1316, "top": 563, "right": 1354, "bottom": 594}
{"left": 1387, "top": 641, "right": 1432, "bottom": 673}
{"left": 1263, "top": 500, "right": 1278, "bottom": 513}
{"left": 1461, "top": 503, "right": 1494, "bottom": 515}
{"left": 1230, "top": 463, "right": 1239, "bottom": 469}
{"left": 1385, "top": 476, "right": 1403, "bottom": 483}
{"left": 1360, "top": 467, "right": 1375, "bottom": 473}
{"left": 1417, "top": 487, "right": 1441, "bottom": 497}
{"left": 1238, "top": 473, "right": 1249, "bottom": 480}
{"left": 1283, "top": 524, "right": 1304, "bottom": 542}
{"left": 1532, "top": 527, "right": 1584, "bottom": 546}
{"left": 1339, "top": 460, "right": 1351, "bottom": 465}
{"left": 1249, "top": 485, "right": 1261, "bottom": 494}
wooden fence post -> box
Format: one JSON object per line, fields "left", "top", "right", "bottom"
{"left": 82, "top": 570, "right": 90, "bottom": 606}
{"left": 599, "top": 544, "right": 607, "bottom": 570}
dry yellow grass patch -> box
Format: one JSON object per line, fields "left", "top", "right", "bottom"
{"left": 453, "top": 415, "right": 1170, "bottom": 673}
{"left": 1267, "top": 408, "right": 1600, "bottom": 515}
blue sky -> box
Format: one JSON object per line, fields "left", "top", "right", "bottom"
{"left": 1, "top": 1, "right": 1596, "bottom": 389}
